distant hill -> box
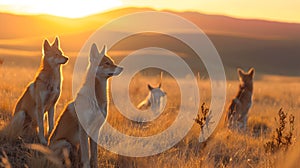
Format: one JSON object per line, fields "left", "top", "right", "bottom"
{"left": 0, "top": 7, "right": 300, "bottom": 77}
{"left": 2, "top": 7, "right": 300, "bottom": 39}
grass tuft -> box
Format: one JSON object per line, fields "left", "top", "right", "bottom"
{"left": 264, "top": 108, "right": 295, "bottom": 154}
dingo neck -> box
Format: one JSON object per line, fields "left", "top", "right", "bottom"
{"left": 95, "top": 77, "right": 108, "bottom": 105}
{"left": 36, "top": 58, "right": 61, "bottom": 81}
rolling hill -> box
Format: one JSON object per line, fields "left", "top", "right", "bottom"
{"left": 0, "top": 7, "right": 300, "bottom": 77}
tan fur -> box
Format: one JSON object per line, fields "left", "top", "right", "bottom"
{"left": 49, "top": 44, "right": 123, "bottom": 168}
{"left": 137, "top": 83, "right": 166, "bottom": 112}
{"left": 226, "top": 67, "right": 255, "bottom": 131}
{"left": 11, "top": 37, "right": 68, "bottom": 145}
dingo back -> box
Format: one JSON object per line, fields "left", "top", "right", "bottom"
{"left": 226, "top": 67, "right": 254, "bottom": 131}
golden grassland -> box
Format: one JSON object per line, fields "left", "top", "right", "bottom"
{"left": 0, "top": 57, "right": 299, "bottom": 168}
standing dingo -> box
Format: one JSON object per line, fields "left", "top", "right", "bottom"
{"left": 226, "top": 68, "right": 254, "bottom": 131}
{"left": 49, "top": 44, "right": 123, "bottom": 168}
{"left": 12, "top": 37, "right": 68, "bottom": 145}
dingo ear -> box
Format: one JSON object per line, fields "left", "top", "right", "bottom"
{"left": 248, "top": 67, "right": 255, "bottom": 77}
{"left": 99, "top": 45, "right": 107, "bottom": 56}
{"left": 237, "top": 68, "right": 245, "bottom": 78}
{"left": 158, "top": 83, "right": 162, "bottom": 88}
{"left": 52, "top": 37, "right": 59, "bottom": 48}
{"left": 89, "top": 43, "right": 99, "bottom": 63}
{"left": 148, "top": 84, "right": 154, "bottom": 91}
{"left": 43, "top": 39, "right": 51, "bottom": 52}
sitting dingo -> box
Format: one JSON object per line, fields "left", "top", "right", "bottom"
{"left": 11, "top": 37, "right": 68, "bottom": 145}
{"left": 226, "top": 67, "right": 255, "bottom": 131}
{"left": 49, "top": 44, "right": 123, "bottom": 168}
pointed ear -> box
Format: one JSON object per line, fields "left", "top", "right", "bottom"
{"left": 89, "top": 43, "right": 99, "bottom": 63}
{"left": 237, "top": 68, "right": 245, "bottom": 78}
{"left": 248, "top": 67, "right": 255, "bottom": 77}
{"left": 52, "top": 37, "right": 59, "bottom": 48}
{"left": 99, "top": 45, "right": 107, "bottom": 56}
{"left": 158, "top": 83, "right": 162, "bottom": 88}
{"left": 148, "top": 84, "right": 154, "bottom": 91}
{"left": 43, "top": 39, "right": 51, "bottom": 52}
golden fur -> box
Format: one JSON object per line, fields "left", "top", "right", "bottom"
{"left": 12, "top": 37, "right": 68, "bottom": 145}
{"left": 226, "top": 68, "right": 255, "bottom": 131}
{"left": 49, "top": 44, "right": 123, "bottom": 168}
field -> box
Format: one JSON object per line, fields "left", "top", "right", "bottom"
{"left": 0, "top": 54, "right": 299, "bottom": 167}
{"left": 0, "top": 7, "right": 300, "bottom": 168}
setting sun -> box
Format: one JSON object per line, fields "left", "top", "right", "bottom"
{"left": 0, "top": 0, "right": 123, "bottom": 18}
{"left": 0, "top": 0, "right": 299, "bottom": 23}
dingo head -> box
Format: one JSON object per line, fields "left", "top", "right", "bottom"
{"left": 238, "top": 67, "right": 255, "bottom": 87}
{"left": 89, "top": 44, "right": 123, "bottom": 79}
{"left": 43, "top": 37, "right": 68, "bottom": 66}
{"left": 147, "top": 83, "right": 167, "bottom": 113}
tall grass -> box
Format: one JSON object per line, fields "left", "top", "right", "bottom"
{"left": 0, "top": 58, "right": 299, "bottom": 167}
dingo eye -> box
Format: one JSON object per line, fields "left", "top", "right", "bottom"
{"left": 105, "top": 62, "right": 110, "bottom": 65}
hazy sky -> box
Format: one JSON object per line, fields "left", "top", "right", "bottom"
{"left": 0, "top": 0, "right": 299, "bottom": 23}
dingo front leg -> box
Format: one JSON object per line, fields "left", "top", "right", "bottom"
{"left": 36, "top": 96, "right": 47, "bottom": 145}
{"left": 90, "top": 139, "right": 98, "bottom": 168}
{"left": 79, "top": 125, "right": 90, "bottom": 168}
{"left": 48, "top": 105, "right": 55, "bottom": 135}
{"left": 242, "top": 115, "right": 248, "bottom": 131}
{"left": 37, "top": 109, "right": 47, "bottom": 145}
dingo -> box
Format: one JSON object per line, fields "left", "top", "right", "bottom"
{"left": 137, "top": 83, "right": 167, "bottom": 113}
{"left": 226, "top": 68, "right": 254, "bottom": 131}
{"left": 12, "top": 37, "right": 68, "bottom": 145}
{"left": 49, "top": 44, "right": 123, "bottom": 168}
{"left": 138, "top": 72, "right": 167, "bottom": 114}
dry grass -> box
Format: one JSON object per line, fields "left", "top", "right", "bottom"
{"left": 0, "top": 57, "right": 299, "bottom": 167}
{"left": 264, "top": 108, "right": 295, "bottom": 154}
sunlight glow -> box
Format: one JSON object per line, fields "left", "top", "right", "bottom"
{"left": 0, "top": 0, "right": 299, "bottom": 23}
{"left": 0, "top": 0, "right": 123, "bottom": 18}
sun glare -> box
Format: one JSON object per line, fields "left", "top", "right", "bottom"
{"left": 0, "top": 0, "right": 123, "bottom": 18}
